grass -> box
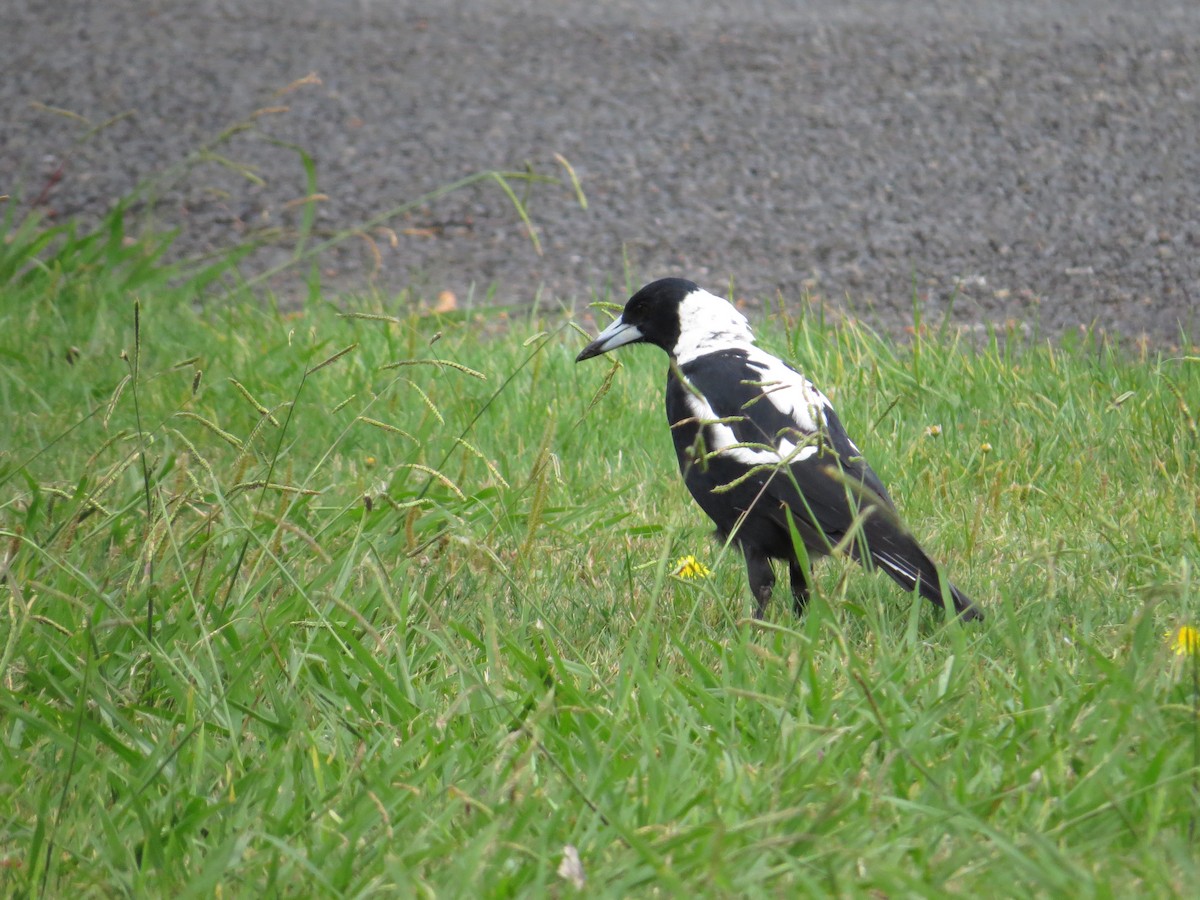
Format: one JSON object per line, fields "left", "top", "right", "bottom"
{"left": 2, "top": 199, "right": 1200, "bottom": 897}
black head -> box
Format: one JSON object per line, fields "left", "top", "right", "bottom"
{"left": 575, "top": 278, "right": 699, "bottom": 362}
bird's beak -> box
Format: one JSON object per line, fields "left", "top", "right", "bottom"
{"left": 575, "top": 316, "right": 644, "bottom": 362}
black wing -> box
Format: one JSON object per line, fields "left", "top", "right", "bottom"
{"left": 676, "top": 348, "right": 893, "bottom": 509}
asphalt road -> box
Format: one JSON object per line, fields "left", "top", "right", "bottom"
{"left": 5, "top": 0, "right": 1199, "bottom": 341}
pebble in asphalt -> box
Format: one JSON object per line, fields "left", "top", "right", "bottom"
{"left": 3, "top": 0, "right": 1198, "bottom": 341}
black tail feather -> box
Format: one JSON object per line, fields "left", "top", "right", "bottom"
{"left": 865, "top": 535, "right": 983, "bottom": 622}
{"left": 757, "top": 464, "right": 983, "bottom": 620}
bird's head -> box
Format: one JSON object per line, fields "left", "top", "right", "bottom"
{"left": 576, "top": 278, "right": 755, "bottom": 363}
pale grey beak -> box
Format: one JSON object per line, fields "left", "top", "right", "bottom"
{"left": 575, "top": 317, "right": 644, "bottom": 362}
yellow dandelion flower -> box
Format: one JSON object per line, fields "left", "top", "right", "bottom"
{"left": 980, "top": 442, "right": 993, "bottom": 454}
{"left": 1169, "top": 625, "right": 1200, "bottom": 657}
{"left": 673, "top": 555, "right": 712, "bottom": 579}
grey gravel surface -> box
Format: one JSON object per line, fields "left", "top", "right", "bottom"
{"left": 4, "top": 0, "right": 1199, "bottom": 340}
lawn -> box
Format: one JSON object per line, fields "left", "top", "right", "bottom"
{"left": 2, "top": 202, "right": 1199, "bottom": 897}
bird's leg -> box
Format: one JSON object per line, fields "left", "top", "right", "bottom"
{"left": 742, "top": 547, "right": 775, "bottom": 618}
{"left": 788, "top": 558, "right": 811, "bottom": 616}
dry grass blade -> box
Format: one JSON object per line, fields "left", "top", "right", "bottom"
{"left": 489, "top": 171, "right": 542, "bottom": 255}
{"left": 167, "top": 428, "right": 217, "bottom": 485}
{"left": 397, "top": 463, "right": 466, "bottom": 500}
{"left": 38, "top": 485, "right": 113, "bottom": 518}
{"left": 104, "top": 375, "right": 131, "bottom": 430}
{"left": 380, "top": 358, "right": 486, "bottom": 380}
{"left": 28, "top": 101, "right": 92, "bottom": 125}
{"left": 354, "top": 230, "right": 383, "bottom": 276}
{"left": 405, "top": 379, "right": 445, "bottom": 425}
{"left": 341, "top": 312, "right": 403, "bottom": 325}
{"left": 228, "top": 378, "right": 281, "bottom": 427}
{"left": 92, "top": 451, "right": 141, "bottom": 499}
{"left": 83, "top": 429, "right": 132, "bottom": 469}
{"left": 229, "top": 481, "right": 322, "bottom": 498}
{"left": 357, "top": 416, "right": 417, "bottom": 443}
{"left": 456, "top": 438, "right": 510, "bottom": 488}
{"left": 174, "top": 411, "right": 245, "bottom": 450}
{"left": 199, "top": 150, "right": 265, "bottom": 186}
{"left": 518, "top": 415, "right": 559, "bottom": 561}
{"left": 307, "top": 343, "right": 358, "bottom": 375}
{"left": 568, "top": 320, "right": 595, "bottom": 340}
{"left": 575, "top": 358, "right": 620, "bottom": 428}
{"left": 553, "top": 153, "right": 588, "bottom": 211}
{"left": 282, "top": 193, "right": 329, "bottom": 210}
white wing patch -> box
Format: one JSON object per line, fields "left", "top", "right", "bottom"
{"left": 680, "top": 381, "right": 821, "bottom": 467}
{"left": 740, "top": 347, "right": 834, "bottom": 436}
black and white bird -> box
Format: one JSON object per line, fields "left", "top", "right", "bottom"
{"left": 577, "top": 277, "right": 982, "bottom": 621}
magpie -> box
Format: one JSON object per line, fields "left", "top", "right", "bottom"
{"left": 576, "top": 277, "right": 982, "bottom": 621}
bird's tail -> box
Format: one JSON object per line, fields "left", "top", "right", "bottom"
{"left": 858, "top": 519, "right": 983, "bottom": 622}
